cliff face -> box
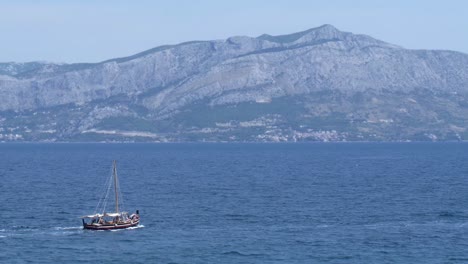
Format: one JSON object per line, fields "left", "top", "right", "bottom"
{"left": 1, "top": 25, "right": 468, "bottom": 142}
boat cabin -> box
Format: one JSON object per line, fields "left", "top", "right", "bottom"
{"left": 82, "top": 211, "right": 140, "bottom": 230}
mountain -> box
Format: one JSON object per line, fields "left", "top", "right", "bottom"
{"left": 1, "top": 24, "right": 468, "bottom": 142}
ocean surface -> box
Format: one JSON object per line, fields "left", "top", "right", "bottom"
{"left": 1, "top": 143, "right": 468, "bottom": 263}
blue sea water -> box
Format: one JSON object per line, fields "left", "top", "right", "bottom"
{"left": 1, "top": 143, "right": 468, "bottom": 263}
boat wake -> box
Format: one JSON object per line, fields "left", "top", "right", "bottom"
{"left": 127, "top": 224, "right": 144, "bottom": 230}
{"left": 0, "top": 225, "right": 86, "bottom": 238}
{"left": 53, "top": 226, "right": 83, "bottom": 231}
{"left": 49, "top": 226, "right": 84, "bottom": 236}
{"left": 109, "top": 224, "right": 145, "bottom": 232}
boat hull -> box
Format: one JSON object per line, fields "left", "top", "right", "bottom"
{"left": 83, "top": 220, "right": 139, "bottom": 230}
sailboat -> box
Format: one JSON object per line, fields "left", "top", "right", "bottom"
{"left": 81, "top": 160, "right": 140, "bottom": 230}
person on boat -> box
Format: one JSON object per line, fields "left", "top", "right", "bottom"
{"left": 130, "top": 211, "right": 139, "bottom": 220}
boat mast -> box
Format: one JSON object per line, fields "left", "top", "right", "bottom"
{"left": 113, "top": 160, "right": 119, "bottom": 213}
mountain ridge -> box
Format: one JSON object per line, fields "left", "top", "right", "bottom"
{"left": 1, "top": 24, "right": 468, "bottom": 142}
{"left": 0, "top": 24, "right": 400, "bottom": 78}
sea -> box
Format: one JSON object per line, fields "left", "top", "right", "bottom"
{"left": 1, "top": 143, "right": 468, "bottom": 263}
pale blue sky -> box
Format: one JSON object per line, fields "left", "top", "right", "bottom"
{"left": 1, "top": 0, "right": 467, "bottom": 63}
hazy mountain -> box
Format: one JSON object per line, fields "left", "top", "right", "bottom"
{"left": 1, "top": 24, "right": 468, "bottom": 142}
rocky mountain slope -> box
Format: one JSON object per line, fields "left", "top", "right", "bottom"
{"left": 1, "top": 24, "right": 468, "bottom": 142}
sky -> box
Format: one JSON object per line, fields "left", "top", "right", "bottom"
{"left": 1, "top": 0, "right": 467, "bottom": 63}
